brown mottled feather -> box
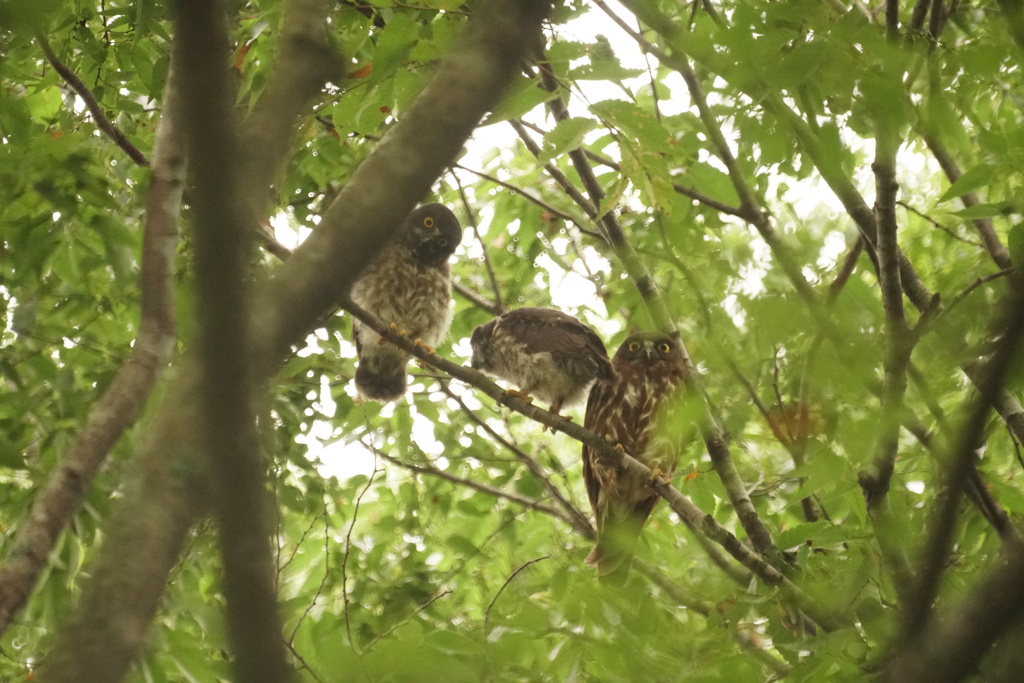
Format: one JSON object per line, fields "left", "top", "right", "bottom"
{"left": 470, "top": 307, "right": 615, "bottom": 413}
{"left": 582, "top": 331, "right": 687, "bottom": 585}
{"left": 350, "top": 204, "right": 461, "bottom": 402}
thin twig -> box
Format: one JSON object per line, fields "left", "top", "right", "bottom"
{"left": 453, "top": 280, "right": 504, "bottom": 315}
{"left": 341, "top": 455, "right": 381, "bottom": 651}
{"left": 440, "top": 383, "right": 594, "bottom": 539}
{"left": 449, "top": 168, "right": 504, "bottom": 312}
{"left": 897, "top": 200, "right": 984, "bottom": 249}
{"left": 374, "top": 447, "right": 580, "bottom": 531}
{"left": 284, "top": 639, "right": 326, "bottom": 683}
{"left": 288, "top": 508, "right": 331, "bottom": 644}
{"left": 453, "top": 162, "right": 588, "bottom": 231}
{"left": 36, "top": 32, "right": 150, "bottom": 166}
{"left": 484, "top": 556, "right": 550, "bottom": 630}
{"left": 364, "top": 590, "right": 453, "bottom": 649}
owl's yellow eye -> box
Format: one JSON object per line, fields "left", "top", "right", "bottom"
{"left": 423, "top": 216, "right": 435, "bottom": 228}
{"left": 658, "top": 342, "right": 671, "bottom": 353}
{"left": 628, "top": 341, "right": 641, "bottom": 352}
{"left": 436, "top": 238, "right": 448, "bottom": 247}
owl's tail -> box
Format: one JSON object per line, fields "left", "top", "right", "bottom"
{"left": 355, "top": 349, "right": 408, "bottom": 402}
{"left": 585, "top": 507, "right": 649, "bottom": 587}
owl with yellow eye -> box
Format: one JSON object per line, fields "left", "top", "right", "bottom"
{"left": 350, "top": 203, "right": 462, "bottom": 402}
{"left": 582, "top": 331, "right": 689, "bottom": 584}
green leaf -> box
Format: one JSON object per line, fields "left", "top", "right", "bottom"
{"left": 952, "top": 202, "right": 1011, "bottom": 219}
{"left": 481, "top": 76, "right": 555, "bottom": 125}
{"left": 937, "top": 163, "right": 994, "bottom": 203}
{"left": 539, "top": 116, "right": 597, "bottom": 163}
{"left": 369, "top": 14, "right": 419, "bottom": 87}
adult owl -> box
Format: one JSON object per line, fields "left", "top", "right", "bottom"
{"left": 470, "top": 307, "right": 616, "bottom": 416}
{"left": 582, "top": 331, "right": 688, "bottom": 585}
{"left": 350, "top": 203, "right": 462, "bottom": 402}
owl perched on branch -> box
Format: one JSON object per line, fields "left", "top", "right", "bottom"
{"left": 470, "top": 307, "right": 616, "bottom": 417}
{"left": 583, "top": 331, "right": 688, "bottom": 585}
{"left": 350, "top": 203, "right": 462, "bottom": 402}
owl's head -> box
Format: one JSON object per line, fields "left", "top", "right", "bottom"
{"left": 402, "top": 203, "right": 462, "bottom": 266}
{"left": 469, "top": 319, "right": 497, "bottom": 370}
{"left": 614, "top": 331, "right": 684, "bottom": 368}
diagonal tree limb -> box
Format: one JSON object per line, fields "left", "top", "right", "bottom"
{"left": 261, "top": 0, "right": 553, "bottom": 362}
{"left": 35, "top": 32, "right": 150, "bottom": 167}
{"left": 0, "top": 58, "right": 183, "bottom": 637}
{"left": 35, "top": 3, "right": 554, "bottom": 681}
{"left": 239, "top": 0, "right": 342, "bottom": 211}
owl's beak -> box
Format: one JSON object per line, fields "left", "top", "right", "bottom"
{"left": 642, "top": 341, "right": 655, "bottom": 360}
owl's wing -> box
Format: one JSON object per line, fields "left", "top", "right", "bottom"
{"left": 505, "top": 308, "right": 614, "bottom": 380}
{"left": 582, "top": 377, "right": 614, "bottom": 512}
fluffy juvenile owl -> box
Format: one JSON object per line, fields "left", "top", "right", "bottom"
{"left": 470, "top": 307, "right": 616, "bottom": 416}
{"left": 350, "top": 203, "right": 462, "bottom": 402}
{"left": 582, "top": 331, "right": 688, "bottom": 585}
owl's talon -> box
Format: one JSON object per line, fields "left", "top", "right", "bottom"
{"left": 542, "top": 414, "right": 572, "bottom": 433}
{"left": 506, "top": 389, "right": 534, "bottom": 404}
{"left": 389, "top": 323, "right": 409, "bottom": 337}
{"left": 413, "top": 338, "right": 436, "bottom": 354}
{"left": 603, "top": 433, "right": 625, "bottom": 451}
{"left": 649, "top": 467, "right": 671, "bottom": 486}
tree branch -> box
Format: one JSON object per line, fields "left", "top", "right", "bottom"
{"left": 176, "top": 0, "right": 291, "bottom": 680}
{"left": 240, "top": 0, "right": 342, "bottom": 212}
{"left": 858, "top": 73, "right": 914, "bottom": 603}
{"left": 0, "top": 54, "right": 182, "bottom": 637}
{"left": 35, "top": 32, "right": 150, "bottom": 167}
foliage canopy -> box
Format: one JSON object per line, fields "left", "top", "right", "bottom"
{"left": 2, "top": 0, "right": 1024, "bottom": 681}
